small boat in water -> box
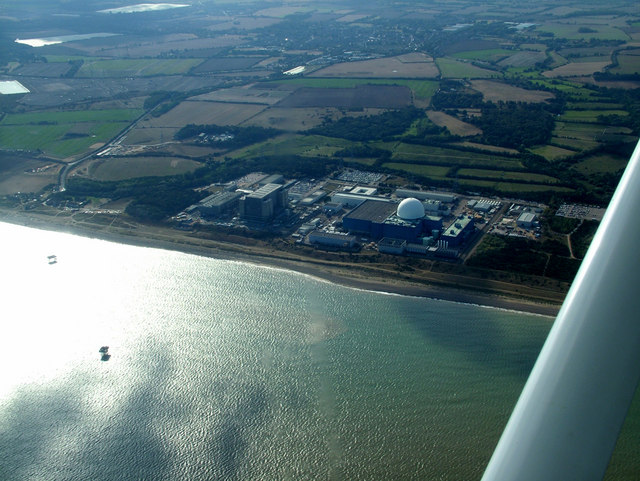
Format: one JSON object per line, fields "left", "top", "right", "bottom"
{"left": 99, "top": 346, "right": 111, "bottom": 361}
{"left": 48, "top": 255, "right": 57, "bottom": 264}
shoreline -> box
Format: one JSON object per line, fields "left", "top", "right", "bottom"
{"left": 0, "top": 211, "right": 562, "bottom": 317}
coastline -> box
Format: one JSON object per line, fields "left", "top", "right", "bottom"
{"left": 0, "top": 210, "right": 562, "bottom": 317}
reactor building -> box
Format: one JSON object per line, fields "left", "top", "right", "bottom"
{"left": 342, "top": 198, "right": 443, "bottom": 242}
{"left": 239, "top": 183, "right": 288, "bottom": 221}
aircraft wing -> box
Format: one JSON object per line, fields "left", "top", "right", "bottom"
{"left": 482, "top": 139, "right": 640, "bottom": 481}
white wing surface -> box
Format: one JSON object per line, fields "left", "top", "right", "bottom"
{"left": 482, "top": 139, "right": 640, "bottom": 481}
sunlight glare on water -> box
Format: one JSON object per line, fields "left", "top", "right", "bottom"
{"left": 0, "top": 221, "right": 557, "bottom": 480}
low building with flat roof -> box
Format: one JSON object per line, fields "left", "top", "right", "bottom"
{"left": 395, "top": 188, "right": 457, "bottom": 203}
{"left": 308, "top": 231, "right": 357, "bottom": 249}
{"left": 197, "top": 191, "right": 242, "bottom": 217}
{"left": 378, "top": 238, "right": 406, "bottom": 255}
{"left": 343, "top": 200, "right": 398, "bottom": 237}
{"left": 517, "top": 212, "right": 537, "bottom": 228}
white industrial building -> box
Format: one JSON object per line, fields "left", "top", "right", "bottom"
{"left": 308, "top": 231, "right": 357, "bottom": 249}
{"left": 517, "top": 212, "right": 537, "bottom": 228}
{"left": 395, "top": 189, "right": 457, "bottom": 203}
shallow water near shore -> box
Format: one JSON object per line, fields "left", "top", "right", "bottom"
{"left": 0, "top": 221, "right": 636, "bottom": 480}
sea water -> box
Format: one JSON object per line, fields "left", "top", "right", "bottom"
{"left": 0, "top": 222, "right": 635, "bottom": 480}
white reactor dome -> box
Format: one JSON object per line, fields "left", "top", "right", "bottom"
{"left": 397, "top": 198, "right": 425, "bottom": 220}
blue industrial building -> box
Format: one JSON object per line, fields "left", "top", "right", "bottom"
{"left": 440, "top": 215, "right": 475, "bottom": 247}
{"left": 343, "top": 198, "right": 443, "bottom": 242}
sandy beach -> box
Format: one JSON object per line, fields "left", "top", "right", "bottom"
{"left": 0, "top": 209, "right": 563, "bottom": 317}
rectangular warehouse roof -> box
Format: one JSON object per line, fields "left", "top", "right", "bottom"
{"left": 344, "top": 199, "right": 397, "bottom": 223}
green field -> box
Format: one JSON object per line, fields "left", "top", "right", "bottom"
{"left": 610, "top": 53, "right": 640, "bottom": 75}
{"left": 1, "top": 109, "right": 142, "bottom": 125}
{"left": 560, "top": 110, "right": 628, "bottom": 123}
{"left": 387, "top": 143, "right": 525, "bottom": 169}
{"left": 571, "top": 154, "right": 629, "bottom": 175}
{"left": 0, "top": 122, "right": 128, "bottom": 158}
{"left": 457, "top": 168, "right": 561, "bottom": 183}
{"left": 457, "top": 178, "right": 574, "bottom": 193}
{"left": 435, "top": 58, "right": 500, "bottom": 79}
{"left": 528, "top": 79, "right": 596, "bottom": 99}
{"left": 90, "top": 156, "right": 202, "bottom": 181}
{"left": 77, "top": 59, "right": 202, "bottom": 77}
{"left": 553, "top": 121, "right": 611, "bottom": 140}
{"left": 0, "top": 109, "right": 142, "bottom": 158}
{"left": 547, "top": 52, "right": 568, "bottom": 68}
{"left": 530, "top": 145, "right": 576, "bottom": 161}
{"left": 566, "top": 102, "right": 624, "bottom": 110}
{"left": 550, "top": 136, "right": 599, "bottom": 151}
{"left": 268, "top": 78, "right": 439, "bottom": 100}
{"left": 382, "top": 162, "right": 451, "bottom": 179}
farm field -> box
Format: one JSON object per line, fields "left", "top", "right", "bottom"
{"left": 1, "top": 109, "right": 142, "bottom": 126}
{"left": 497, "top": 51, "right": 547, "bottom": 68}
{"left": 0, "top": 153, "right": 61, "bottom": 195}
{"left": 470, "top": 80, "right": 554, "bottom": 103}
{"left": 83, "top": 156, "right": 203, "bottom": 181}
{"left": 530, "top": 145, "right": 576, "bottom": 161}
{"left": 243, "top": 107, "right": 345, "bottom": 131}
{"left": 0, "top": 108, "right": 142, "bottom": 159}
{"left": 550, "top": 136, "right": 599, "bottom": 152}
{"left": 610, "top": 52, "right": 640, "bottom": 75}
{"left": 228, "top": 134, "right": 351, "bottom": 160}
{"left": 268, "top": 78, "right": 439, "bottom": 102}
{"left": 309, "top": 54, "right": 439, "bottom": 78}
{"left": 571, "top": 153, "right": 629, "bottom": 175}
{"left": 191, "top": 87, "right": 291, "bottom": 105}
{"left": 274, "top": 85, "right": 412, "bottom": 109}
{"left": 11, "top": 63, "right": 72, "bottom": 77}
{"left": 560, "top": 110, "right": 628, "bottom": 123}
{"left": 191, "top": 57, "right": 264, "bottom": 74}
{"left": 535, "top": 23, "right": 630, "bottom": 41}
{"left": 452, "top": 49, "right": 513, "bottom": 62}
{"left": 457, "top": 168, "right": 561, "bottom": 184}
{"left": 122, "top": 127, "right": 180, "bottom": 146}
{"left": 0, "top": 123, "right": 128, "bottom": 159}
{"left": 93, "top": 36, "right": 245, "bottom": 58}
{"left": 453, "top": 142, "right": 519, "bottom": 154}
{"left": 457, "top": 178, "right": 574, "bottom": 194}
{"left": 566, "top": 102, "right": 624, "bottom": 110}
{"left": 543, "top": 61, "right": 610, "bottom": 78}
{"left": 382, "top": 162, "right": 451, "bottom": 179}
{"left": 138, "top": 101, "right": 267, "bottom": 128}
{"left": 387, "top": 143, "right": 525, "bottom": 170}
{"left": 77, "top": 59, "right": 202, "bottom": 77}
{"left": 435, "top": 58, "right": 499, "bottom": 79}
{"left": 427, "top": 111, "right": 482, "bottom": 137}
{"left": 553, "top": 121, "right": 616, "bottom": 140}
